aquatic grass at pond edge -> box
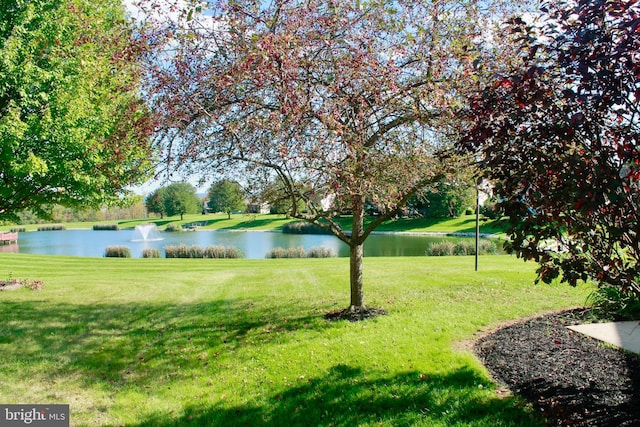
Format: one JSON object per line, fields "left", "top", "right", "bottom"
{"left": 0, "top": 254, "right": 592, "bottom": 426}
{"left": 164, "top": 244, "right": 243, "bottom": 258}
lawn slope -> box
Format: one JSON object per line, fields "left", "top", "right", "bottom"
{"left": 0, "top": 254, "right": 591, "bottom": 426}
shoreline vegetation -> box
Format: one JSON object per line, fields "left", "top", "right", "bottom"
{"left": 0, "top": 212, "right": 506, "bottom": 237}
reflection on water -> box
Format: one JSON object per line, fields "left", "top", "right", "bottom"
{"left": 0, "top": 243, "right": 18, "bottom": 253}
{"left": 12, "top": 229, "right": 495, "bottom": 259}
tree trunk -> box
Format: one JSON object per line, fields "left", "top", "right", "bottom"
{"left": 349, "top": 242, "right": 365, "bottom": 310}
{"left": 349, "top": 195, "right": 366, "bottom": 310}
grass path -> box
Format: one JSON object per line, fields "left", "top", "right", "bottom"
{"left": 0, "top": 254, "right": 591, "bottom": 426}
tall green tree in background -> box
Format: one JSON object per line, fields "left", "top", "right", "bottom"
{"left": 0, "top": 0, "right": 154, "bottom": 222}
{"left": 145, "top": 187, "right": 167, "bottom": 218}
{"left": 207, "top": 180, "right": 246, "bottom": 219}
{"left": 163, "top": 182, "right": 201, "bottom": 220}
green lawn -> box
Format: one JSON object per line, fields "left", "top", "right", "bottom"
{"left": 1, "top": 213, "right": 506, "bottom": 235}
{"left": 0, "top": 253, "right": 591, "bottom": 426}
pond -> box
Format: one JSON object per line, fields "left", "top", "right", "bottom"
{"left": 4, "top": 229, "right": 496, "bottom": 259}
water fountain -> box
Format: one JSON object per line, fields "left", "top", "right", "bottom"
{"left": 131, "top": 224, "right": 163, "bottom": 242}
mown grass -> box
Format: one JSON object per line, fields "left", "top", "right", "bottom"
{"left": 0, "top": 253, "right": 591, "bottom": 426}
{"left": 1, "top": 213, "right": 505, "bottom": 235}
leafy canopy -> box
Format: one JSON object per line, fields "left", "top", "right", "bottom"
{"left": 0, "top": 0, "right": 154, "bottom": 222}
{"left": 140, "top": 0, "right": 522, "bottom": 310}
{"left": 462, "top": 0, "right": 640, "bottom": 296}
{"left": 207, "top": 180, "right": 246, "bottom": 218}
{"left": 162, "top": 182, "right": 202, "bottom": 220}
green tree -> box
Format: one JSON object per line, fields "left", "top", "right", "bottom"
{"left": 163, "top": 182, "right": 201, "bottom": 220}
{"left": 417, "top": 175, "right": 476, "bottom": 218}
{"left": 207, "top": 180, "right": 245, "bottom": 219}
{"left": 0, "top": 0, "right": 154, "bottom": 222}
{"left": 145, "top": 188, "right": 167, "bottom": 218}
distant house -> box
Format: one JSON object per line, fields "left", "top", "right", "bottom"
{"left": 246, "top": 202, "right": 270, "bottom": 214}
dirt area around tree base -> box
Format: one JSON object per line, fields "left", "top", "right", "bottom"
{"left": 474, "top": 308, "right": 640, "bottom": 426}
{"left": 0, "top": 279, "right": 44, "bottom": 291}
{"left": 324, "top": 306, "right": 388, "bottom": 322}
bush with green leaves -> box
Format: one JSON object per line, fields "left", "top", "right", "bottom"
{"left": 587, "top": 286, "right": 640, "bottom": 321}
{"left": 164, "top": 224, "right": 182, "bottom": 232}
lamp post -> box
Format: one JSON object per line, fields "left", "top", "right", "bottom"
{"left": 475, "top": 177, "right": 482, "bottom": 272}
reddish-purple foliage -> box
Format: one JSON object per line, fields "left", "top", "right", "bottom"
{"left": 462, "top": 0, "right": 640, "bottom": 295}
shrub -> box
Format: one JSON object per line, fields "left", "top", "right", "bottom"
{"left": 465, "top": 208, "right": 474, "bottom": 216}
{"left": 426, "top": 240, "right": 498, "bottom": 256}
{"left": 166, "top": 244, "right": 186, "bottom": 257}
{"left": 478, "top": 239, "right": 499, "bottom": 255}
{"left": 266, "top": 246, "right": 307, "bottom": 258}
{"left": 453, "top": 240, "right": 474, "bottom": 256}
{"left": 164, "top": 244, "right": 190, "bottom": 258}
{"left": 105, "top": 246, "right": 131, "bottom": 258}
{"left": 37, "top": 224, "right": 65, "bottom": 231}
{"left": 307, "top": 246, "right": 335, "bottom": 258}
{"left": 282, "top": 221, "right": 330, "bottom": 235}
{"left": 426, "top": 241, "right": 456, "bottom": 256}
{"left": 164, "top": 223, "right": 183, "bottom": 232}
{"left": 587, "top": 285, "right": 640, "bottom": 321}
{"left": 142, "top": 248, "right": 161, "bottom": 258}
{"left": 480, "top": 199, "right": 502, "bottom": 220}
{"left": 164, "top": 244, "right": 243, "bottom": 259}
{"left": 10, "top": 227, "right": 26, "bottom": 232}
{"left": 223, "top": 246, "right": 243, "bottom": 259}
{"left": 93, "top": 224, "right": 119, "bottom": 231}
{"left": 265, "top": 246, "right": 333, "bottom": 258}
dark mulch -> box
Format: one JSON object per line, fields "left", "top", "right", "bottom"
{"left": 475, "top": 308, "right": 640, "bottom": 426}
{"left": 324, "top": 306, "right": 387, "bottom": 322}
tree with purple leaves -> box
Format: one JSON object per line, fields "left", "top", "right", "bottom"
{"left": 462, "top": 0, "right": 640, "bottom": 299}
{"left": 139, "top": 0, "right": 521, "bottom": 315}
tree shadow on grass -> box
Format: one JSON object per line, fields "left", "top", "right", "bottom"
{"left": 0, "top": 299, "right": 324, "bottom": 387}
{"left": 0, "top": 300, "right": 543, "bottom": 426}
{"left": 133, "top": 364, "right": 543, "bottom": 427}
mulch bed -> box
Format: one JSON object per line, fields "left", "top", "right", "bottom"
{"left": 324, "top": 307, "right": 388, "bottom": 322}
{"left": 475, "top": 309, "right": 640, "bottom": 426}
